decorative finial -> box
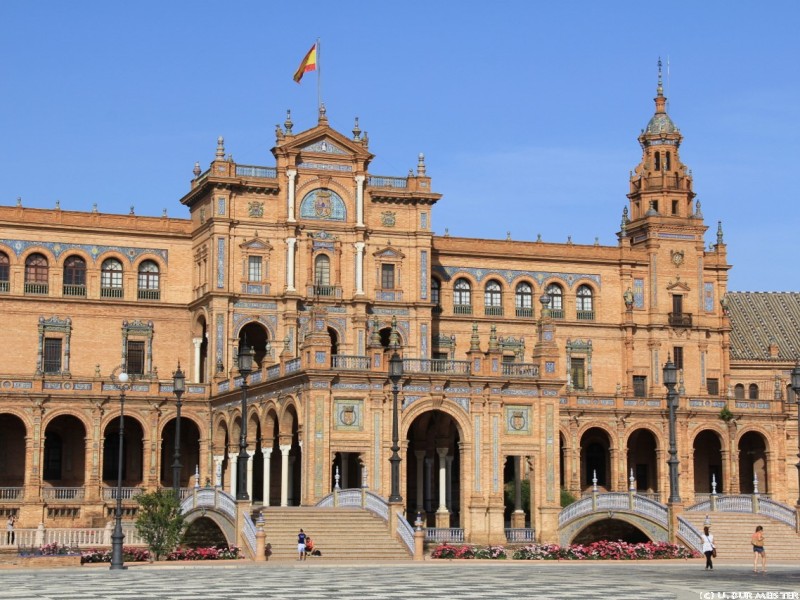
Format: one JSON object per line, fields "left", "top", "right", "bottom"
{"left": 284, "top": 110, "right": 293, "bottom": 135}
{"left": 592, "top": 470, "right": 598, "bottom": 492}
{"left": 129, "top": 205, "right": 135, "bottom": 215}
{"left": 318, "top": 102, "right": 327, "bottom": 123}
{"left": 694, "top": 200, "right": 702, "bottom": 218}
{"left": 408, "top": 169, "right": 413, "bottom": 177}
{"left": 16, "top": 197, "right": 22, "bottom": 207}
{"left": 489, "top": 324, "right": 498, "bottom": 351}
{"left": 567, "top": 235, "right": 572, "bottom": 244}
{"left": 162, "top": 208, "right": 167, "bottom": 217}
{"left": 369, "top": 316, "right": 381, "bottom": 347}
{"left": 55, "top": 200, "right": 60, "bottom": 210}
{"left": 716, "top": 221, "right": 724, "bottom": 245}
{"left": 506, "top": 231, "right": 511, "bottom": 241}
{"left": 216, "top": 136, "right": 225, "bottom": 159}
{"left": 645, "top": 200, "right": 658, "bottom": 216}
{"left": 195, "top": 464, "right": 200, "bottom": 489}
{"left": 711, "top": 473, "right": 717, "bottom": 495}
{"left": 352, "top": 117, "right": 361, "bottom": 140}
{"left": 92, "top": 203, "right": 98, "bottom": 213}
{"left": 657, "top": 57, "right": 664, "bottom": 96}
{"left": 594, "top": 237, "right": 599, "bottom": 246}
{"left": 362, "top": 131, "right": 369, "bottom": 148}
{"left": 444, "top": 228, "right": 449, "bottom": 237}
{"left": 753, "top": 472, "right": 759, "bottom": 495}
{"left": 629, "top": 468, "right": 636, "bottom": 492}
{"left": 193, "top": 161, "right": 201, "bottom": 178}
{"left": 469, "top": 322, "right": 480, "bottom": 351}
{"left": 417, "top": 153, "right": 426, "bottom": 176}
{"left": 536, "top": 233, "right": 542, "bottom": 242}
{"left": 334, "top": 465, "right": 340, "bottom": 490}
{"left": 275, "top": 123, "right": 284, "bottom": 141}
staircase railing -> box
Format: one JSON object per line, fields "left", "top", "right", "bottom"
{"left": 395, "top": 511, "right": 415, "bottom": 554}
{"left": 677, "top": 516, "right": 703, "bottom": 552}
{"left": 242, "top": 511, "right": 256, "bottom": 558}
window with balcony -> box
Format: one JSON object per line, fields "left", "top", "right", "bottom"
{"left": 63, "top": 255, "right": 86, "bottom": 297}
{"left": 381, "top": 264, "right": 395, "bottom": 289}
{"left": 453, "top": 278, "right": 472, "bottom": 315}
{"left": 314, "top": 254, "right": 333, "bottom": 296}
{"left": 484, "top": 279, "right": 503, "bottom": 316}
{"left": 633, "top": 375, "right": 647, "bottom": 398}
{"left": 0, "top": 251, "right": 9, "bottom": 292}
{"left": 546, "top": 283, "right": 563, "bottom": 318}
{"left": 101, "top": 258, "right": 123, "bottom": 298}
{"left": 576, "top": 284, "right": 594, "bottom": 320}
{"left": 43, "top": 338, "right": 63, "bottom": 374}
{"left": 137, "top": 260, "right": 160, "bottom": 300}
{"left": 25, "top": 253, "right": 49, "bottom": 294}
{"left": 248, "top": 256, "right": 262, "bottom": 282}
{"left": 515, "top": 282, "right": 533, "bottom": 317}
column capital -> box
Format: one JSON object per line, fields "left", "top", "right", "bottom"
{"left": 287, "top": 168, "right": 297, "bottom": 178}
{"left": 436, "top": 447, "right": 449, "bottom": 459}
{"left": 354, "top": 174, "right": 365, "bottom": 183}
{"left": 279, "top": 444, "right": 292, "bottom": 453}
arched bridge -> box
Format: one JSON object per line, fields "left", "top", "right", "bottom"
{"left": 180, "top": 487, "right": 257, "bottom": 557}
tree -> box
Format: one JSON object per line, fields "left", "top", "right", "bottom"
{"left": 134, "top": 489, "right": 186, "bottom": 561}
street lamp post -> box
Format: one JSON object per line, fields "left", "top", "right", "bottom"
{"left": 790, "top": 361, "right": 800, "bottom": 505}
{"left": 388, "top": 349, "right": 403, "bottom": 503}
{"left": 663, "top": 356, "right": 681, "bottom": 503}
{"left": 236, "top": 342, "right": 254, "bottom": 501}
{"left": 109, "top": 368, "right": 132, "bottom": 571}
{"left": 171, "top": 363, "right": 186, "bottom": 496}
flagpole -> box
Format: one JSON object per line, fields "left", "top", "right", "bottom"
{"left": 316, "top": 38, "right": 322, "bottom": 111}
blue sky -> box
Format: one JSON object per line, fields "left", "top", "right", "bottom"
{"left": 1, "top": 1, "right": 798, "bottom": 291}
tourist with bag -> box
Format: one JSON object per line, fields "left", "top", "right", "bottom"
{"left": 701, "top": 526, "right": 715, "bottom": 570}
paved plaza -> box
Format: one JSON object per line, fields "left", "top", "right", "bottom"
{"left": 0, "top": 561, "right": 798, "bottom": 600}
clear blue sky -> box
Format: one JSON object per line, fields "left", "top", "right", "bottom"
{"left": 1, "top": 1, "right": 798, "bottom": 291}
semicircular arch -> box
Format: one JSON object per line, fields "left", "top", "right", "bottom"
{"left": 400, "top": 398, "right": 471, "bottom": 445}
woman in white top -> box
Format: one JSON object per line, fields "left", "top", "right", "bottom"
{"left": 701, "top": 526, "right": 715, "bottom": 570}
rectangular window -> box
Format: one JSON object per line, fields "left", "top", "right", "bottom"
{"left": 707, "top": 378, "right": 719, "bottom": 396}
{"left": 570, "top": 358, "right": 585, "bottom": 390}
{"left": 381, "top": 264, "right": 395, "bottom": 289}
{"left": 248, "top": 256, "right": 262, "bottom": 282}
{"left": 673, "top": 346, "right": 684, "bottom": 370}
{"left": 420, "top": 212, "right": 428, "bottom": 229}
{"left": 672, "top": 294, "right": 683, "bottom": 314}
{"left": 126, "top": 340, "right": 145, "bottom": 375}
{"left": 633, "top": 376, "right": 647, "bottom": 398}
{"left": 43, "top": 338, "right": 62, "bottom": 374}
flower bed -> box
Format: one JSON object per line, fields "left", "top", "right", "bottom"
{"left": 80, "top": 545, "right": 242, "bottom": 564}
{"left": 432, "top": 541, "right": 699, "bottom": 560}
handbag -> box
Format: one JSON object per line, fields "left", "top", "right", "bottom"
{"left": 711, "top": 547, "right": 717, "bottom": 558}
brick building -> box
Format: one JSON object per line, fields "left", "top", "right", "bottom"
{"left": 0, "top": 70, "right": 798, "bottom": 544}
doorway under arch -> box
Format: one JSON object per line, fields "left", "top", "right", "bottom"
{"left": 572, "top": 518, "right": 650, "bottom": 545}
{"left": 182, "top": 516, "right": 229, "bottom": 549}
{"left": 238, "top": 322, "right": 271, "bottom": 369}
{"left": 580, "top": 428, "right": 611, "bottom": 491}
{"left": 103, "top": 417, "right": 144, "bottom": 487}
{"left": 738, "top": 431, "right": 768, "bottom": 493}
{"left": 160, "top": 418, "right": 201, "bottom": 488}
{"left": 406, "top": 410, "right": 461, "bottom": 527}
{"left": 627, "top": 429, "right": 658, "bottom": 496}
{"left": 693, "top": 430, "right": 723, "bottom": 494}
{"left": 0, "top": 414, "right": 26, "bottom": 487}
{"left": 43, "top": 415, "right": 86, "bottom": 487}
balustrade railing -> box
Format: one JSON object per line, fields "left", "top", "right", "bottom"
{"left": 0, "top": 280, "right": 9, "bottom": 293}
{"left": 677, "top": 517, "right": 703, "bottom": 552}
{"left": 425, "top": 528, "right": 464, "bottom": 543}
{"left": 367, "top": 175, "right": 408, "bottom": 189}
{"left": 0, "top": 525, "right": 144, "bottom": 549}
{"left": 62, "top": 284, "right": 86, "bottom": 297}
{"left": 505, "top": 528, "right": 535, "bottom": 543}
{"left": 137, "top": 289, "right": 160, "bottom": 301}
{"left": 515, "top": 307, "right": 533, "bottom": 318}
{"left": 395, "top": 512, "right": 415, "bottom": 554}
{"left": 332, "top": 355, "right": 370, "bottom": 370}
{"left": 242, "top": 511, "right": 256, "bottom": 557}
{"left": 100, "top": 287, "right": 123, "bottom": 298}
{"left": 758, "top": 498, "right": 797, "bottom": 527}
{"left": 0, "top": 487, "right": 22, "bottom": 500}
{"left": 43, "top": 487, "right": 84, "bottom": 501}
{"left": 402, "top": 358, "right": 471, "bottom": 375}
{"left": 453, "top": 304, "right": 472, "bottom": 315}
{"left": 716, "top": 495, "right": 753, "bottom": 512}
{"left": 285, "top": 358, "right": 301, "bottom": 374}
{"left": 102, "top": 487, "right": 143, "bottom": 501}
{"left": 24, "top": 282, "right": 48, "bottom": 295}
{"left": 236, "top": 165, "right": 277, "bottom": 178}
{"left": 502, "top": 363, "right": 539, "bottom": 377}
{"left": 266, "top": 364, "right": 280, "bottom": 380}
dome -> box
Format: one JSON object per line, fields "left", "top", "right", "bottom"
{"left": 645, "top": 112, "right": 677, "bottom": 135}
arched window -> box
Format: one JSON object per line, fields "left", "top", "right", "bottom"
{"left": 748, "top": 384, "right": 759, "bottom": 400}
{"left": 576, "top": 284, "right": 594, "bottom": 320}
{"left": 453, "top": 278, "right": 472, "bottom": 314}
{"left": 25, "top": 253, "right": 49, "bottom": 294}
{"left": 734, "top": 383, "right": 745, "bottom": 400}
{"left": 63, "top": 256, "right": 86, "bottom": 296}
{"left": 546, "top": 283, "right": 563, "bottom": 317}
{"left": 314, "top": 254, "right": 331, "bottom": 295}
{"left": 138, "top": 260, "right": 160, "bottom": 300}
{"left": 515, "top": 282, "right": 533, "bottom": 318}
{"left": 654, "top": 152, "right": 661, "bottom": 171}
{"left": 431, "top": 278, "right": 441, "bottom": 310}
{"left": 484, "top": 280, "right": 503, "bottom": 315}
{"left": 0, "top": 251, "right": 9, "bottom": 292}
{"left": 665, "top": 152, "right": 671, "bottom": 171}
{"left": 101, "top": 258, "right": 124, "bottom": 298}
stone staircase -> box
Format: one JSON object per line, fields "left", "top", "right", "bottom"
{"left": 682, "top": 512, "right": 800, "bottom": 561}
{"left": 257, "top": 507, "right": 411, "bottom": 561}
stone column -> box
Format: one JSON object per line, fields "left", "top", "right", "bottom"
{"left": 415, "top": 450, "right": 425, "bottom": 513}
{"left": 341, "top": 453, "right": 349, "bottom": 489}
{"left": 262, "top": 447, "right": 272, "bottom": 506}
{"left": 424, "top": 457, "right": 433, "bottom": 513}
{"left": 287, "top": 169, "right": 297, "bottom": 222}
{"left": 445, "top": 455, "right": 454, "bottom": 510}
{"left": 354, "top": 242, "right": 365, "bottom": 296}
{"left": 435, "top": 447, "right": 449, "bottom": 527}
{"left": 192, "top": 337, "right": 203, "bottom": 383}
{"left": 511, "top": 455, "right": 526, "bottom": 528}
{"left": 279, "top": 444, "right": 291, "bottom": 507}
{"left": 285, "top": 238, "right": 297, "bottom": 292}
{"left": 609, "top": 447, "right": 618, "bottom": 491}
{"left": 355, "top": 174, "right": 365, "bottom": 227}
{"left": 228, "top": 446, "right": 237, "bottom": 497}
{"left": 288, "top": 456, "right": 296, "bottom": 504}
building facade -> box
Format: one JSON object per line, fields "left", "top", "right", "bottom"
{"left": 1, "top": 72, "right": 798, "bottom": 544}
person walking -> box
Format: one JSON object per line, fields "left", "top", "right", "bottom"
{"left": 5, "top": 515, "right": 15, "bottom": 545}
{"left": 751, "top": 525, "right": 766, "bottom": 573}
{"left": 701, "top": 526, "right": 715, "bottom": 570}
{"left": 297, "top": 528, "right": 307, "bottom": 561}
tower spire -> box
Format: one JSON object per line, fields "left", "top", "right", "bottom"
{"left": 655, "top": 58, "right": 667, "bottom": 114}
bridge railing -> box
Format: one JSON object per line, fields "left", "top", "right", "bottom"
{"left": 179, "top": 486, "right": 237, "bottom": 521}
{"left": 687, "top": 494, "right": 798, "bottom": 529}
{"left": 559, "top": 492, "right": 668, "bottom": 528}
{"left": 314, "top": 488, "right": 390, "bottom": 521}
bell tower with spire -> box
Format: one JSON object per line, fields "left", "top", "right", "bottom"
{"left": 626, "top": 59, "right": 699, "bottom": 235}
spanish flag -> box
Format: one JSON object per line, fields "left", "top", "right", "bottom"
{"left": 293, "top": 43, "right": 318, "bottom": 83}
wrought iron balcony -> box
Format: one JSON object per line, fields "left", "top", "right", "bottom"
{"left": 515, "top": 307, "right": 533, "bottom": 318}
{"left": 668, "top": 312, "right": 692, "bottom": 328}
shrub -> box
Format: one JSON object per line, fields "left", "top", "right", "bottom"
{"left": 433, "top": 541, "right": 700, "bottom": 560}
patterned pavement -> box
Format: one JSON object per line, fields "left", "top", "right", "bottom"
{"left": 0, "top": 561, "right": 798, "bottom": 600}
